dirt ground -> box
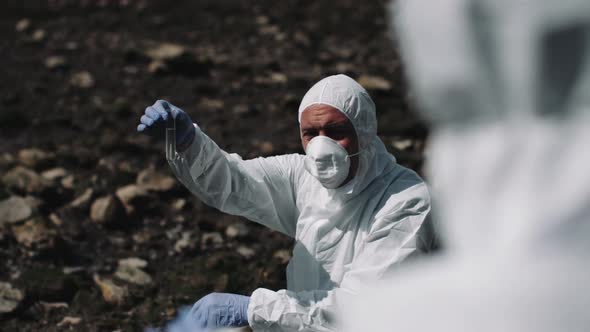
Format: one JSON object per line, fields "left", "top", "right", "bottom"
{"left": 0, "top": 0, "right": 428, "bottom": 331}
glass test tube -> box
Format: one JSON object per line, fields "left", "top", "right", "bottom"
{"left": 166, "top": 114, "right": 176, "bottom": 161}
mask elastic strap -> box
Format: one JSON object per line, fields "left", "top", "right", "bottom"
{"left": 348, "top": 149, "right": 363, "bottom": 158}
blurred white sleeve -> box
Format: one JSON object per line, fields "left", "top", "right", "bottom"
{"left": 247, "top": 182, "right": 434, "bottom": 331}
{"left": 168, "top": 124, "right": 301, "bottom": 237}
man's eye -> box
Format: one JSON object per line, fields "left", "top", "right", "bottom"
{"left": 328, "top": 130, "right": 347, "bottom": 139}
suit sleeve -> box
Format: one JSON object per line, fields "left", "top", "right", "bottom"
{"left": 167, "top": 124, "right": 302, "bottom": 237}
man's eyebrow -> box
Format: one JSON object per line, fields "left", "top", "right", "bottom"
{"left": 323, "top": 121, "right": 353, "bottom": 129}
{"left": 301, "top": 120, "right": 353, "bottom": 131}
{"left": 301, "top": 127, "right": 318, "bottom": 132}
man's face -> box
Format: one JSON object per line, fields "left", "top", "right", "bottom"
{"left": 300, "top": 104, "right": 359, "bottom": 186}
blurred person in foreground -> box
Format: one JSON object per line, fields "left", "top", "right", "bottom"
{"left": 341, "top": 0, "right": 590, "bottom": 331}
{"left": 137, "top": 74, "right": 436, "bottom": 331}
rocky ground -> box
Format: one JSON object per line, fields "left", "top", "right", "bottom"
{"left": 0, "top": 0, "right": 427, "bottom": 331}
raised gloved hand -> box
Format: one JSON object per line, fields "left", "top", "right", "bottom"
{"left": 189, "top": 293, "right": 250, "bottom": 329}
{"left": 137, "top": 100, "right": 196, "bottom": 152}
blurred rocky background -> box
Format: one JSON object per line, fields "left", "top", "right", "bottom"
{"left": 0, "top": 0, "right": 427, "bottom": 330}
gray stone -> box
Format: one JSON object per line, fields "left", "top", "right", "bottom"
{"left": 236, "top": 245, "right": 256, "bottom": 259}
{"left": 69, "top": 188, "right": 93, "bottom": 209}
{"left": 172, "top": 198, "right": 186, "bottom": 211}
{"left": 254, "top": 72, "right": 288, "bottom": 85}
{"left": 114, "top": 264, "right": 152, "bottom": 286}
{"left": 174, "top": 231, "right": 197, "bottom": 253}
{"left": 12, "top": 218, "right": 55, "bottom": 248}
{"left": 357, "top": 75, "right": 393, "bottom": 91}
{"left": 0, "top": 282, "right": 24, "bottom": 313}
{"left": 118, "top": 257, "right": 148, "bottom": 269}
{"left": 273, "top": 249, "right": 292, "bottom": 264}
{"left": 145, "top": 43, "right": 185, "bottom": 61}
{"left": 136, "top": 168, "right": 175, "bottom": 192}
{"left": 90, "top": 195, "right": 126, "bottom": 225}
{"left": 44, "top": 56, "right": 68, "bottom": 71}
{"left": 60, "top": 175, "right": 75, "bottom": 190}
{"left": 57, "top": 316, "right": 82, "bottom": 327}
{"left": 41, "top": 168, "right": 67, "bottom": 181}
{"left": 31, "top": 29, "right": 46, "bottom": 42}
{"left": 93, "top": 275, "right": 128, "bottom": 305}
{"left": 23, "top": 195, "right": 43, "bottom": 210}
{"left": 115, "top": 184, "right": 151, "bottom": 214}
{"left": 114, "top": 266, "right": 152, "bottom": 286}
{"left": 147, "top": 60, "right": 167, "bottom": 74}
{"left": 225, "top": 223, "right": 249, "bottom": 239}
{"left": 198, "top": 98, "right": 224, "bottom": 111}
{"left": 69, "top": 71, "right": 95, "bottom": 89}
{"left": 0, "top": 196, "right": 33, "bottom": 226}
{"left": 2, "top": 166, "right": 51, "bottom": 194}
{"left": 201, "top": 232, "right": 224, "bottom": 250}
{"left": 15, "top": 19, "right": 31, "bottom": 32}
{"left": 0, "top": 153, "right": 15, "bottom": 169}
{"left": 391, "top": 139, "right": 414, "bottom": 151}
{"left": 232, "top": 104, "right": 250, "bottom": 116}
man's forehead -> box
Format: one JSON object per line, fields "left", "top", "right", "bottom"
{"left": 300, "top": 104, "right": 352, "bottom": 127}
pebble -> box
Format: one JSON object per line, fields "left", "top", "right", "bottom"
{"left": 31, "top": 29, "right": 46, "bottom": 42}
{"left": 147, "top": 59, "right": 167, "bottom": 74}
{"left": 258, "top": 141, "right": 274, "bottom": 155}
{"left": 114, "top": 264, "right": 152, "bottom": 286}
{"left": 0, "top": 153, "right": 15, "bottom": 169}
{"left": 172, "top": 198, "right": 186, "bottom": 211}
{"left": 391, "top": 139, "right": 414, "bottom": 151}
{"left": 11, "top": 218, "right": 55, "bottom": 248}
{"left": 15, "top": 18, "right": 31, "bottom": 32}
{"left": 2, "top": 166, "right": 51, "bottom": 194}
{"left": 145, "top": 43, "right": 185, "bottom": 61}
{"left": 18, "top": 148, "right": 55, "bottom": 169}
{"left": 69, "top": 71, "right": 95, "bottom": 89}
{"left": 90, "top": 195, "right": 126, "bottom": 225}
{"left": 60, "top": 175, "right": 75, "bottom": 190}
{"left": 57, "top": 316, "right": 82, "bottom": 327}
{"left": 118, "top": 257, "right": 148, "bottom": 269}
{"left": 174, "top": 231, "right": 197, "bottom": 253}
{"left": 0, "top": 196, "right": 33, "bottom": 226}
{"left": 273, "top": 249, "right": 292, "bottom": 264}
{"left": 0, "top": 282, "right": 24, "bottom": 313}
{"left": 225, "top": 223, "right": 249, "bottom": 239}
{"left": 41, "top": 167, "right": 68, "bottom": 182}
{"left": 115, "top": 184, "right": 151, "bottom": 214}
{"left": 357, "top": 75, "right": 393, "bottom": 91}
{"left": 136, "top": 168, "right": 175, "bottom": 192}
{"left": 44, "top": 56, "right": 68, "bottom": 71}
{"left": 93, "top": 275, "right": 128, "bottom": 305}
{"left": 236, "top": 245, "right": 256, "bottom": 259}
{"left": 201, "top": 232, "right": 223, "bottom": 250}
{"left": 69, "top": 188, "right": 94, "bottom": 209}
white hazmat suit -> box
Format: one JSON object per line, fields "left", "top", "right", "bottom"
{"left": 168, "top": 74, "right": 435, "bottom": 331}
{"left": 342, "top": 0, "right": 590, "bottom": 331}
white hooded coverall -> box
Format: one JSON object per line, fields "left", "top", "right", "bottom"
{"left": 168, "top": 74, "right": 435, "bottom": 331}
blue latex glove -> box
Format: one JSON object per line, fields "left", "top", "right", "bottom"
{"left": 137, "top": 100, "right": 196, "bottom": 151}
{"left": 190, "top": 293, "right": 251, "bottom": 329}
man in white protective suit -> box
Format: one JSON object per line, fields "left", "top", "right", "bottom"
{"left": 341, "top": 0, "right": 590, "bottom": 331}
{"left": 137, "top": 74, "right": 436, "bottom": 331}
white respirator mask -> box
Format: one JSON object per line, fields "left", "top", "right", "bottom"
{"left": 304, "top": 135, "right": 361, "bottom": 189}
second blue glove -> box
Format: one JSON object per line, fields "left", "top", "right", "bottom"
{"left": 190, "top": 292, "right": 250, "bottom": 329}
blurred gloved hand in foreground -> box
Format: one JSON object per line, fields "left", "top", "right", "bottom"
{"left": 137, "top": 100, "right": 196, "bottom": 152}
{"left": 144, "top": 293, "right": 250, "bottom": 331}
{"left": 189, "top": 293, "right": 250, "bottom": 330}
